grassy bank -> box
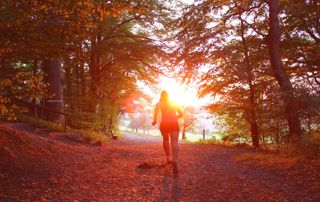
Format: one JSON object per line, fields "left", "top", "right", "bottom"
{"left": 18, "top": 115, "right": 110, "bottom": 142}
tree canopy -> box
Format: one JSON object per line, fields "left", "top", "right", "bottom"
{"left": 0, "top": 0, "right": 319, "bottom": 147}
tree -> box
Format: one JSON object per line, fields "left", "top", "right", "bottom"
{"left": 0, "top": 0, "right": 103, "bottom": 123}
{"left": 182, "top": 106, "right": 197, "bottom": 139}
{"left": 173, "top": 1, "right": 267, "bottom": 146}
{"left": 0, "top": 0, "right": 172, "bottom": 132}
{"left": 172, "top": 0, "right": 319, "bottom": 145}
{"left": 127, "top": 97, "right": 153, "bottom": 134}
{"left": 267, "top": 0, "right": 302, "bottom": 140}
{"left": 62, "top": 0, "right": 170, "bottom": 131}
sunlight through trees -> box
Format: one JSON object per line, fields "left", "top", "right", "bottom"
{"left": 1, "top": 0, "right": 319, "bottom": 147}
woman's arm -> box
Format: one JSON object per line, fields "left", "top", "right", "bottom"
{"left": 176, "top": 106, "right": 183, "bottom": 119}
{"left": 152, "top": 103, "right": 159, "bottom": 125}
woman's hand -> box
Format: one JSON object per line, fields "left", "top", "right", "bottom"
{"left": 152, "top": 120, "right": 157, "bottom": 126}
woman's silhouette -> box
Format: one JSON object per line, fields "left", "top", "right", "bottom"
{"left": 152, "top": 91, "right": 183, "bottom": 175}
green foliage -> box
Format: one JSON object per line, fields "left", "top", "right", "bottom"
{"left": 214, "top": 112, "right": 251, "bottom": 144}
{"left": 194, "top": 137, "right": 220, "bottom": 145}
{"left": 192, "top": 136, "right": 251, "bottom": 149}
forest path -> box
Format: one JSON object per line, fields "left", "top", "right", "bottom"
{"left": 0, "top": 123, "right": 319, "bottom": 201}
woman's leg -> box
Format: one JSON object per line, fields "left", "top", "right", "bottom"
{"left": 162, "top": 132, "right": 171, "bottom": 162}
{"left": 170, "top": 131, "right": 180, "bottom": 172}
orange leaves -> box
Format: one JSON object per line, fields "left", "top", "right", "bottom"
{"left": 0, "top": 70, "right": 50, "bottom": 120}
{"left": 0, "top": 79, "right": 12, "bottom": 87}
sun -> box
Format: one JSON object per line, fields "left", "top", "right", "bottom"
{"left": 157, "top": 77, "right": 198, "bottom": 107}
{"left": 139, "top": 76, "right": 210, "bottom": 107}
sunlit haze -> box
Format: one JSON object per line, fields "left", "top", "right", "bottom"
{"left": 157, "top": 77, "right": 197, "bottom": 106}
{"left": 140, "top": 77, "right": 211, "bottom": 108}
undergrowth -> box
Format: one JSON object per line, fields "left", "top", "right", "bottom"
{"left": 191, "top": 135, "right": 320, "bottom": 164}
{"left": 190, "top": 137, "right": 252, "bottom": 149}
{"left": 235, "top": 139, "right": 320, "bottom": 168}
{"left": 18, "top": 115, "right": 110, "bottom": 142}
{"left": 18, "top": 114, "right": 65, "bottom": 132}
{"left": 234, "top": 152, "right": 306, "bottom": 169}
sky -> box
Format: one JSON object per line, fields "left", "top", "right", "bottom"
{"left": 180, "top": 0, "right": 194, "bottom": 5}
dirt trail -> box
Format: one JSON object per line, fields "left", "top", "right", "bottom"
{"left": 0, "top": 123, "right": 319, "bottom": 202}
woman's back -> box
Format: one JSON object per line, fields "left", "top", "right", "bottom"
{"left": 158, "top": 101, "right": 182, "bottom": 133}
{"left": 159, "top": 102, "right": 179, "bottom": 123}
{"left": 154, "top": 91, "right": 182, "bottom": 133}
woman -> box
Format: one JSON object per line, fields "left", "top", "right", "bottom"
{"left": 152, "top": 91, "right": 183, "bottom": 175}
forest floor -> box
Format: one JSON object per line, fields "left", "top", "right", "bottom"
{"left": 0, "top": 122, "right": 320, "bottom": 202}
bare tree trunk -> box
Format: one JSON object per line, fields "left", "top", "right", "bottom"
{"left": 65, "top": 60, "right": 72, "bottom": 104}
{"left": 41, "top": 12, "right": 65, "bottom": 124}
{"left": 32, "top": 60, "right": 39, "bottom": 118}
{"left": 43, "top": 60, "right": 64, "bottom": 124}
{"left": 108, "top": 115, "right": 113, "bottom": 133}
{"left": 267, "top": 0, "right": 302, "bottom": 141}
{"left": 275, "top": 120, "right": 280, "bottom": 144}
{"left": 75, "top": 63, "right": 81, "bottom": 110}
{"left": 249, "top": 83, "right": 260, "bottom": 147}
{"left": 79, "top": 63, "right": 86, "bottom": 97}
{"left": 182, "top": 126, "right": 186, "bottom": 139}
{"left": 239, "top": 17, "right": 260, "bottom": 147}
{"left": 89, "top": 34, "right": 101, "bottom": 113}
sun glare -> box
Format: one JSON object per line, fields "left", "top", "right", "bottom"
{"left": 157, "top": 77, "right": 198, "bottom": 107}
{"left": 138, "top": 77, "right": 211, "bottom": 107}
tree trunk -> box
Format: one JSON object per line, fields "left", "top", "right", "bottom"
{"left": 89, "top": 34, "right": 102, "bottom": 113}
{"left": 275, "top": 120, "right": 280, "bottom": 144}
{"left": 182, "top": 126, "right": 186, "bottom": 139}
{"left": 32, "top": 60, "right": 39, "bottom": 118}
{"left": 239, "top": 17, "right": 260, "bottom": 147}
{"left": 267, "top": 0, "right": 302, "bottom": 141}
{"left": 65, "top": 60, "right": 72, "bottom": 105}
{"left": 108, "top": 115, "right": 113, "bottom": 133}
{"left": 43, "top": 60, "right": 64, "bottom": 124}
{"left": 249, "top": 83, "right": 260, "bottom": 147}
{"left": 79, "top": 63, "right": 86, "bottom": 97}
{"left": 75, "top": 63, "right": 81, "bottom": 110}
